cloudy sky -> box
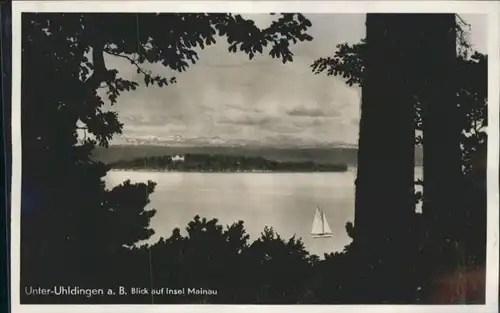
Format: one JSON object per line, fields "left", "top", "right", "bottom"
{"left": 103, "top": 14, "right": 488, "bottom": 147}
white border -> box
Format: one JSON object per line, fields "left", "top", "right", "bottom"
{"left": 10, "top": 1, "right": 500, "bottom": 313}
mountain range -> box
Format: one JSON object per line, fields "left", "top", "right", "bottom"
{"left": 111, "top": 134, "right": 358, "bottom": 149}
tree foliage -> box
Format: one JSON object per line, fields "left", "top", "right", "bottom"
{"left": 311, "top": 19, "right": 487, "bottom": 177}
{"left": 311, "top": 29, "right": 486, "bottom": 158}
{"left": 25, "top": 13, "right": 313, "bottom": 147}
{"left": 21, "top": 12, "right": 313, "bottom": 288}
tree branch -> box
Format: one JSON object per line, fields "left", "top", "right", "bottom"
{"left": 105, "top": 50, "right": 152, "bottom": 77}
{"left": 456, "top": 14, "right": 470, "bottom": 29}
{"left": 84, "top": 43, "right": 114, "bottom": 90}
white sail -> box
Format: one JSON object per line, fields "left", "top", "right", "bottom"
{"left": 311, "top": 207, "right": 323, "bottom": 235}
{"left": 322, "top": 212, "right": 333, "bottom": 234}
{"left": 311, "top": 207, "right": 333, "bottom": 238}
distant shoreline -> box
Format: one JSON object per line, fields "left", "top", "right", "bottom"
{"left": 92, "top": 145, "right": 424, "bottom": 166}
{"left": 108, "top": 153, "right": 350, "bottom": 173}
{"left": 108, "top": 169, "right": 353, "bottom": 174}
{"left": 107, "top": 166, "right": 423, "bottom": 174}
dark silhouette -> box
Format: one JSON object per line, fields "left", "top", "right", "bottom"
{"left": 348, "top": 14, "right": 418, "bottom": 303}
{"left": 312, "top": 14, "right": 487, "bottom": 303}
{"left": 19, "top": 13, "right": 487, "bottom": 305}
{"left": 20, "top": 12, "right": 314, "bottom": 303}
{"left": 411, "top": 15, "right": 465, "bottom": 302}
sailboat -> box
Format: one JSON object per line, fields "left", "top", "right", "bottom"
{"left": 311, "top": 207, "right": 333, "bottom": 238}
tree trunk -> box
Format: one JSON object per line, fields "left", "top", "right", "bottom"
{"left": 353, "top": 14, "right": 416, "bottom": 303}
{"left": 415, "top": 15, "right": 461, "bottom": 299}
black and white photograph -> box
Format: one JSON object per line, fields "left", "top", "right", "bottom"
{"left": 10, "top": 1, "right": 499, "bottom": 310}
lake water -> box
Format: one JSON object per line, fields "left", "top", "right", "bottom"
{"left": 104, "top": 167, "right": 423, "bottom": 257}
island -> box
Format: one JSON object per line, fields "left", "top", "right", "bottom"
{"left": 109, "top": 154, "right": 349, "bottom": 173}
